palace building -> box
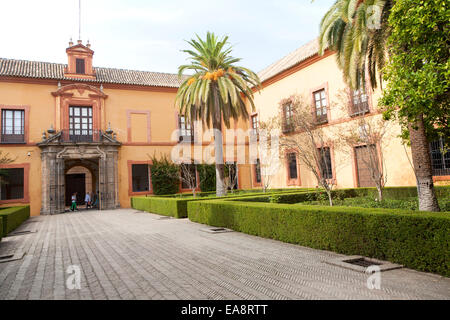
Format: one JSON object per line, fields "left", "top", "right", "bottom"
{"left": 1, "top": 39, "right": 448, "bottom": 216}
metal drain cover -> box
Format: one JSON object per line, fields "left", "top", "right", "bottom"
{"left": 0, "top": 250, "right": 26, "bottom": 263}
{"left": 6, "top": 230, "right": 37, "bottom": 237}
{"left": 325, "top": 255, "right": 403, "bottom": 273}
{"left": 201, "top": 227, "right": 233, "bottom": 234}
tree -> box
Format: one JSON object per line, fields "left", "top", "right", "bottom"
{"left": 254, "top": 127, "right": 280, "bottom": 193}
{"left": 319, "top": 0, "right": 445, "bottom": 211}
{"left": 197, "top": 164, "right": 216, "bottom": 192}
{"left": 149, "top": 153, "right": 180, "bottom": 195}
{"left": 176, "top": 32, "right": 261, "bottom": 197}
{"left": 224, "top": 162, "right": 239, "bottom": 193}
{"left": 380, "top": 0, "right": 448, "bottom": 211}
{"left": 318, "top": 0, "right": 392, "bottom": 90}
{"left": 336, "top": 115, "right": 391, "bottom": 201}
{"left": 179, "top": 162, "right": 199, "bottom": 197}
{"left": 262, "top": 94, "right": 336, "bottom": 205}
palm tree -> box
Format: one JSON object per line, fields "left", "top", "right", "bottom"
{"left": 318, "top": 0, "right": 392, "bottom": 90}
{"left": 318, "top": 0, "right": 440, "bottom": 211}
{"left": 176, "top": 32, "right": 261, "bottom": 197}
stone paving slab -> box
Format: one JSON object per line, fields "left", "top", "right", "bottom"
{"left": 0, "top": 209, "right": 449, "bottom": 300}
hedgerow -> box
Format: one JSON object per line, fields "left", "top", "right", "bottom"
{"left": 0, "top": 205, "right": 30, "bottom": 237}
{"left": 187, "top": 200, "right": 450, "bottom": 276}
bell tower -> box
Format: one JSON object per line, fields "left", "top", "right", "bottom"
{"left": 64, "top": 40, "right": 96, "bottom": 79}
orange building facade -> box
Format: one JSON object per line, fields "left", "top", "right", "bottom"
{"left": 1, "top": 39, "right": 448, "bottom": 216}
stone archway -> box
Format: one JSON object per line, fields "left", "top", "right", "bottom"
{"left": 65, "top": 163, "right": 96, "bottom": 206}
{"left": 38, "top": 132, "right": 120, "bottom": 215}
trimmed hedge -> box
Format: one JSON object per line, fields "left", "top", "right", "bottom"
{"left": 232, "top": 186, "right": 450, "bottom": 205}
{"left": 131, "top": 189, "right": 311, "bottom": 218}
{"left": 0, "top": 205, "right": 30, "bottom": 237}
{"left": 188, "top": 200, "right": 450, "bottom": 276}
{"left": 0, "top": 217, "right": 2, "bottom": 242}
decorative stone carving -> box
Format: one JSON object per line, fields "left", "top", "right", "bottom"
{"left": 37, "top": 131, "right": 120, "bottom": 215}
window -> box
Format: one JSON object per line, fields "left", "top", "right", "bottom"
{"left": 350, "top": 88, "right": 369, "bottom": 116}
{"left": 0, "top": 168, "right": 24, "bottom": 200}
{"left": 76, "top": 59, "right": 85, "bottom": 74}
{"left": 1, "top": 109, "right": 25, "bottom": 143}
{"left": 287, "top": 153, "right": 298, "bottom": 180}
{"left": 255, "top": 158, "right": 262, "bottom": 183}
{"left": 282, "top": 103, "right": 294, "bottom": 133}
{"left": 132, "top": 164, "right": 150, "bottom": 192}
{"left": 179, "top": 115, "right": 193, "bottom": 142}
{"left": 69, "top": 106, "right": 93, "bottom": 142}
{"left": 313, "top": 89, "right": 328, "bottom": 124}
{"left": 319, "top": 147, "right": 333, "bottom": 179}
{"left": 430, "top": 138, "right": 450, "bottom": 176}
{"left": 181, "top": 163, "right": 197, "bottom": 189}
{"left": 251, "top": 114, "right": 259, "bottom": 136}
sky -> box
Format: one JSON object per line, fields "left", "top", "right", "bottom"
{"left": 0, "top": 0, "right": 335, "bottom": 74}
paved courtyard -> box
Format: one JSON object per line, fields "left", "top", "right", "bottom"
{"left": 0, "top": 209, "right": 449, "bottom": 300}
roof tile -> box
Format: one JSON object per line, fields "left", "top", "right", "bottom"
{"left": 0, "top": 57, "right": 184, "bottom": 88}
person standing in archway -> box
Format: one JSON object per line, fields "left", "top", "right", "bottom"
{"left": 85, "top": 192, "right": 91, "bottom": 210}
{"left": 70, "top": 192, "right": 78, "bottom": 211}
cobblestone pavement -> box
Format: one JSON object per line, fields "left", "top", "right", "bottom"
{"left": 0, "top": 209, "right": 449, "bottom": 300}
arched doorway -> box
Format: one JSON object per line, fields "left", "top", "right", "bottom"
{"left": 65, "top": 160, "right": 99, "bottom": 208}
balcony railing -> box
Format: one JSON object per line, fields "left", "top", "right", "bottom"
{"left": 282, "top": 123, "right": 294, "bottom": 134}
{"left": 350, "top": 101, "right": 370, "bottom": 116}
{"left": 315, "top": 114, "right": 328, "bottom": 124}
{"left": 1, "top": 133, "right": 25, "bottom": 144}
{"left": 60, "top": 129, "right": 102, "bottom": 143}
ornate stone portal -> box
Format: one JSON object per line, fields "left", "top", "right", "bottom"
{"left": 38, "top": 131, "right": 121, "bottom": 215}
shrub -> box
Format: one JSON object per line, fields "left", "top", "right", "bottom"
{"left": 240, "top": 186, "right": 450, "bottom": 205}
{"left": 188, "top": 200, "right": 450, "bottom": 276}
{"left": 149, "top": 154, "right": 180, "bottom": 195}
{"left": 0, "top": 205, "right": 30, "bottom": 237}
{"left": 131, "top": 189, "right": 311, "bottom": 218}
{"left": 198, "top": 164, "right": 216, "bottom": 192}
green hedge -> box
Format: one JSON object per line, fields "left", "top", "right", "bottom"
{"left": 188, "top": 200, "right": 450, "bottom": 276}
{"left": 232, "top": 186, "right": 450, "bottom": 205}
{"left": 0, "top": 206, "right": 30, "bottom": 237}
{"left": 0, "top": 217, "right": 2, "bottom": 242}
{"left": 131, "top": 189, "right": 311, "bottom": 218}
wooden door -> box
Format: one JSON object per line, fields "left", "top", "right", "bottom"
{"left": 355, "top": 145, "right": 378, "bottom": 187}
{"left": 65, "top": 174, "right": 86, "bottom": 206}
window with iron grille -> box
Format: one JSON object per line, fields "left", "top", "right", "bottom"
{"left": 0, "top": 168, "right": 24, "bottom": 200}
{"left": 181, "top": 163, "right": 197, "bottom": 189}
{"left": 430, "top": 138, "right": 450, "bottom": 176}
{"left": 319, "top": 147, "right": 333, "bottom": 179}
{"left": 76, "top": 59, "right": 85, "bottom": 74}
{"left": 251, "top": 114, "right": 259, "bottom": 136}
{"left": 1, "top": 109, "right": 25, "bottom": 143}
{"left": 132, "top": 164, "right": 150, "bottom": 192}
{"left": 288, "top": 153, "right": 298, "bottom": 180}
{"left": 255, "top": 158, "right": 262, "bottom": 183}
{"left": 282, "top": 104, "right": 294, "bottom": 132}
{"left": 350, "top": 88, "right": 369, "bottom": 116}
{"left": 179, "top": 115, "right": 194, "bottom": 142}
{"left": 313, "top": 89, "right": 328, "bottom": 124}
{"left": 69, "top": 106, "right": 93, "bottom": 142}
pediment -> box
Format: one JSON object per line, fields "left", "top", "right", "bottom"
{"left": 51, "top": 83, "right": 107, "bottom": 98}
{"left": 66, "top": 43, "right": 94, "bottom": 54}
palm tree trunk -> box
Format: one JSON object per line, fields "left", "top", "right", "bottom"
{"left": 408, "top": 114, "right": 440, "bottom": 211}
{"left": 213, "top": 90, "right": 226, "bottom": 197}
